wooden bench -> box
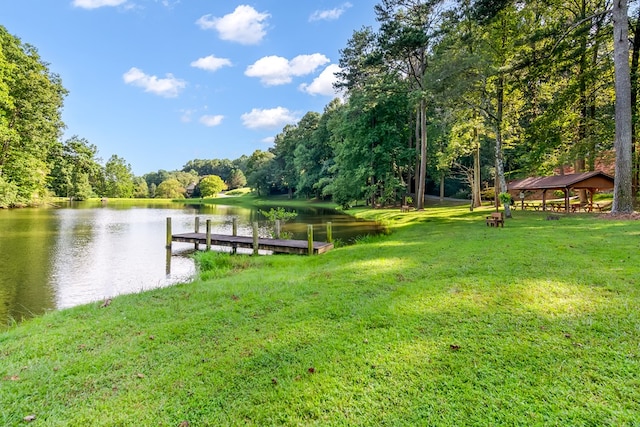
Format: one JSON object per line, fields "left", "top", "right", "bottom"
{"left": 400, "top": 205, "right": 410, "bottom": 212}
{"left": 485, "top": 212, "right": 504, "bottom": 227}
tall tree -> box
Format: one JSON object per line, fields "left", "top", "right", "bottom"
{"left": 245, "top": 150, "right": 275, "bottom": 196}
{"left": 48, "top": 136, "right": 101, "bottom": 200}
{"left": 103, "top": 155, "right": 134, "bottom": 198}
{"left": 375, "top": 0, "right": 442, "bottom": 209}
{"left": 611, "top": 0, "right": 634, "bottom": 213}
{"left": 0, "top": 26, "right": 67, "bottom": 205}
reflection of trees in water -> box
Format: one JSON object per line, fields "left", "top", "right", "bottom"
{"left": 0, "top": 209, "right": 58, "bottom": 325}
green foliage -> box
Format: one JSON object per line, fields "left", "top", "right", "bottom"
{"left": 0, "top": 175, "right": 18, "bottom": 207}
{"left": 198, "top": 175, "right": 227, "bottom": 198}
{"left": 155, "top": 178, "right": 185, "bottom": 199}
{"left": 245, "top": 150, "right": 275, "bottom": 196}
{"left": 182, "top": 158, "right": 236, "bottom": 182}
{"left": 227, "top": 168, "right": 247, "bottom": 190}
{"left": 258, "top": 207, "right": 298, "bottom": 223}
{"left": 259, "top": 207, "right": 298, "bottom": 238}
{"left": 0, "top": 25, "right": 67, "bottom": 205}
{"left": 132, "top": 176, "right": 149, "bottom": 198}
{"left": 104, "top": 154, "right": 134, "bottom": 198}
{"left": 498, "top": 192, "right": 512, "bottom": 205}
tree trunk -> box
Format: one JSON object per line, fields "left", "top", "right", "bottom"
{"left": 612, "top": 0, "right": 634, "bottom": 213}
{"left": 414, "top": 109, "right": 421, "bottom": 208}
{"left": 495, "top": 72, "right": 511, "bottom": 218}
{"left": 416, "top": 98, "right": 428, "bottom": 210}
{"left": 631, "top": 6, "right": 640, "bottom": 198}
{"left": 472, "top": 125, "right": 482, "bottom": 207}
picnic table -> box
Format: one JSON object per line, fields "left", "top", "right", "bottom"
{"left": 520, "top": 202, "right": 541, "bottom": 211}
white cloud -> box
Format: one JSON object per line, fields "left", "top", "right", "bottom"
{"left": 72, "top": 0, "right": 127, "bottom": 9}
{"left": 241, "top": 107, "right": 299, "bottom": 130}
{"left": 245, "top": 54, "right": 330, "bottom": 86}
{"left": 196, "top": 5, "right": 269, "bottom": 45}
{"left": 261, "top": 136, "right": 275, "bottom": 144}
{"left": 190, "top": 55, "right": 232, "bottom": 72}
{"left": 123, "top": 67, "right": 186, "bottom": 98}
{"left": 199, "top": 115, "right": 225, "bottom": 127}
{"left": 299, "top": 64, "right": 343, "bottom": 97}
{"left": 309, "top": 3, "right": 352, "bottom": 21}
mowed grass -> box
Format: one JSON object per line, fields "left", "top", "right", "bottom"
{"left": 1, "top": 206, "right": 639, "bottom": 426}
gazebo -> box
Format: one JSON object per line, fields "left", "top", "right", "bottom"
{"left": 508, "top": 171, "right": 614, "bottom": 212}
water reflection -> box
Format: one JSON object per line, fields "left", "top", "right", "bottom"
{"left": 0, "top": 201, "right": 382, "bottom": 326}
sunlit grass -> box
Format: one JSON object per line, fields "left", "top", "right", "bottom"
{"left": 1, "top": 204, "right": 639, "bottom": 425}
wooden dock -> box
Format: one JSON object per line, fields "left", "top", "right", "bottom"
{"left": 166, "top": 217, "right": 334, "bottom": 255}
{"left": 171, "top": 232, "right": 334, "bottom": 255}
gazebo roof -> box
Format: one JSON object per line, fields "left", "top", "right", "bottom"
{"left": 508, "top": 171, "right": 614, "bottom": 191}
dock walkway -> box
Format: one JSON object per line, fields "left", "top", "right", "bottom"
{"left": 171, "top": 232, "right": 334, "bottom": 255}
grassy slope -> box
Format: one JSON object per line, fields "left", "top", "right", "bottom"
{"left": 1, "top": 206, "right": 639, "bottom": 426}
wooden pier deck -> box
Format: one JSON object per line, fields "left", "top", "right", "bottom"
{"left": 171, "top": 232, "right": 334, "bottom": 255}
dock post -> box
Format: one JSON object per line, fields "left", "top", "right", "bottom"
{"left": 166, "top": 217, "right": 172, "bottom": 249}
{"left": 232, "top": 218, "right": 238, "bottom": 236}
{"left": 252, "top": 222, "right": 259, "bottom": 255}
{"left": 194, "top": 217, "right": 200, "bottom": 250}
{"left": 275, "top": 220, "right": 281, "bottom": 239}
{"left": 206, "top": 219, "right": 211, "bottom": 251}
{"left": 307, "top": 224, "right": 314, "bottom": 255}
{"left": 326, "top": 222, "right": 332, "bottom": 243}
{"left": 165, "top": 247, "right": 171, "bottom": 275}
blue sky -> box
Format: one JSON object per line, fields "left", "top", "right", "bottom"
{"left": 3, "top": 1, "right": 379, "bottom": 175}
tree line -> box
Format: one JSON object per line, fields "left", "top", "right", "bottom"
{"left": 217, "top": 0, "right": 640, "bottom": 212}
{"left": 2, "top": 0, "right": 640, "bottom": 211}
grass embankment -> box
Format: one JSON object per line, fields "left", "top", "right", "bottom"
{"left": 1, "top": 206, "right": 639, "bottom": 426}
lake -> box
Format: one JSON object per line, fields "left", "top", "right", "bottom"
{"left": 0, "top": 200, "right": 382, "bottom": 327}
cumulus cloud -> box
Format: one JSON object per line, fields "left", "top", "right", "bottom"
{"left": 72, "top": 0, "right": 127, "bottom": 9}
{"left": 245, "top": 54, "right": 330, "bottom": 86}
{"left": 123, "top": 67, "right": 186, "bottom": 98}
{"left": 241, "top": 107, "right": 299, "bottom": 130}
{"left": 190, "top": 55, "right": 232, "bottom": 72}
{"left": 299, "top": 64, "right": 343, "bottom": 96}
{"left": 199, "top": 115, "right": 225, "bottom": 127}
{"left": 196, "top": 5, "right": 269, "bottom": 45}
{"left": 261, "top": 136, "right": 275, "bottom": 144}
{"left": 309, "top": 3, "right": 352, "bottom": 21}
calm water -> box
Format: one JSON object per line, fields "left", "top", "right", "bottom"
{"left": 0, "top": 201, "right": 382, "bottom": 326}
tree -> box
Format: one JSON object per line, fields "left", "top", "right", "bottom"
{"left": 374, "top": 0, "right": 442, "bottom": 209}
{"left": 245, "top": 150, "right": 275, "bottom": 196}
{"left": 182, "top": 159, "right": 234, "bottom": 182}
{"left": 0, "top": 25, "right": 67, "bottom": 205}
{"left": 198, "top": 175, "right": 227, "bottom": 197}
{"left": 294, "top": 100, "right": 339, "bottom": 199}
{"left": 104, "top": 154, "right": 134, "bottom": 198}
{"left": 132, "top": 176, "right": 149, "bottom": 198}
{"left": 611, "top": 0, "right": 634, "bottom": 213}
{"left": 155, "top": 178, "right": 185, "bottom": 199}
{"left": 48, "top": 136, "right": 101, "bottom": 200}
{"left": 327, "top": 76, "right": 414, "bottom": 208}
{"left": 227, "top": 168, "right": 247, "bottom": 189}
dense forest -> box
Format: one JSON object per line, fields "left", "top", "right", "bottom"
{"left": 1, "top": 0, "right": 639, "bottom": 210}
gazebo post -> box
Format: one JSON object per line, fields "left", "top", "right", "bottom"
{"left": 564, "top": 188, "right": 570, "bottom": 212}
{"left": 542, "top": 190, "right": 547, "bottom": 211}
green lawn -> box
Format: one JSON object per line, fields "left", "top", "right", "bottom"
{"left": 1, "top": 206, "right": 639, "bottom": 426}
